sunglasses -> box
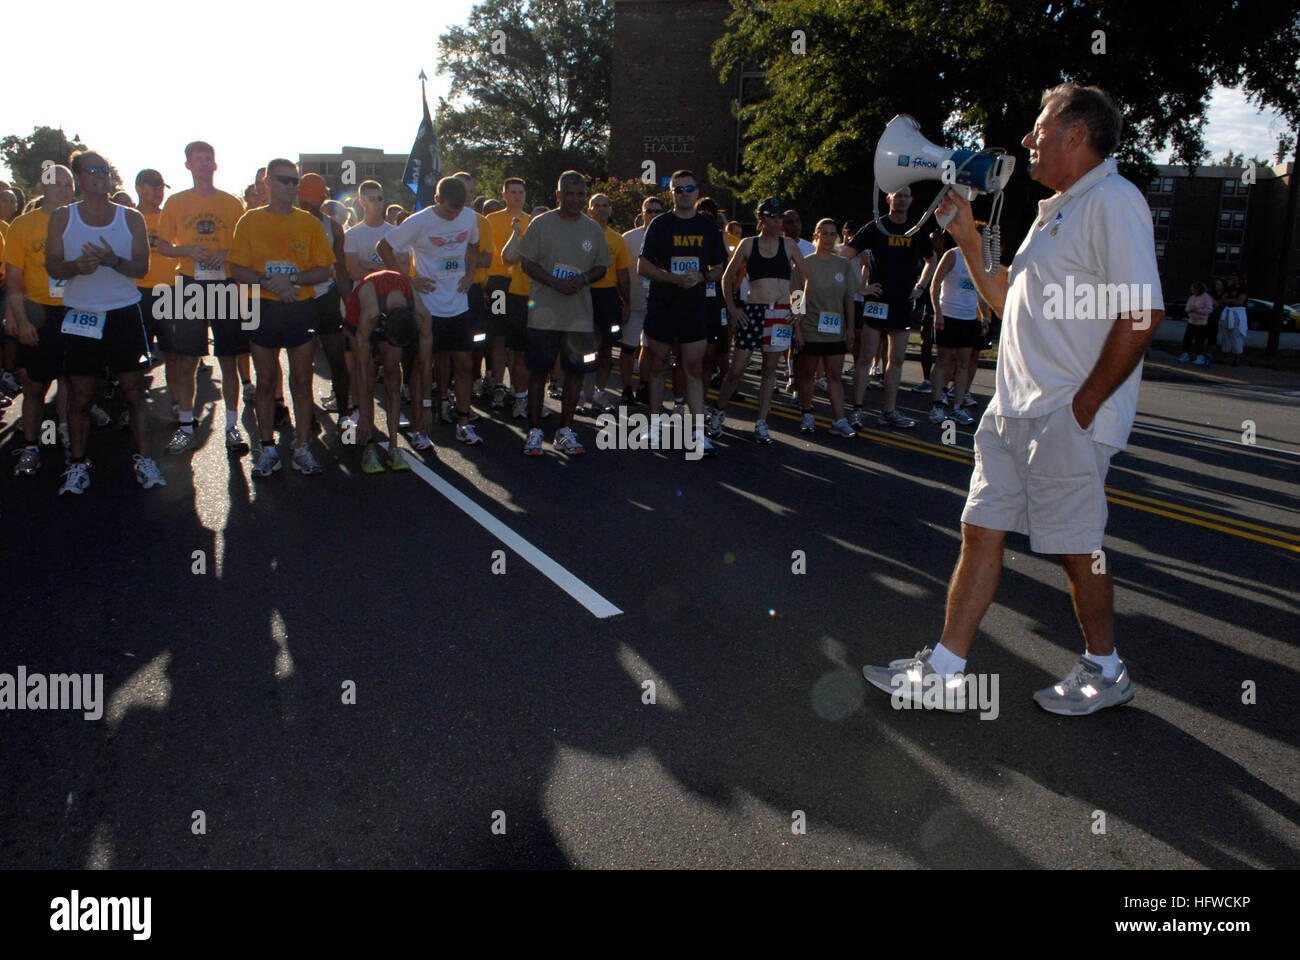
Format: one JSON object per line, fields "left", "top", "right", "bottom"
{"left": 274, "top": 175, "right": 300, "bottom": 186}
{"left": 672, "top": 185, "right": 697, "bottom": 194}
{"left": 80, "top": 165, "right": 111, "bottom": 175}
{"left": 645, "top": 207, "right": 664, "bottom": 215}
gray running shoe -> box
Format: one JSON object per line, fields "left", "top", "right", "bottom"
{"left": 828, "top": 418, "right": 856, "bottom": 437}
{"left": 226, "top": 427, "right": 250, "bottom": 453}
{"left": 951, "top": 407, "right": 975, "bottom": 426}
{"left": 58, "top": 461, "right": 91, "bottom": 496}
{"left": 166, "top": 428, "right": 195, "bottom": 454}
{"left": 863, "top": 647, "right": 970, "bottom": 712}
{"left": 252, "top": 446, "right": 282, "bottom": 478}
{"left": 291, "top": 444, "right": 322, "bottom": 476}
{"left": 12, "top": 447, "right": 40, "bottom": 476}
{"left": 133, "top": 455, "right": 166, "bottom": 489}
{"left": 754, "top": 420, "right": 773, "bottom": 445}
{"left": 706, "top": 407, "right": 725, "bottom": 439}
{"left": 928, "top": 402, "right": 948, "bottom": 424}
{"left": 848, "top": 408, "right": 866, "bottom": 430}
{"left": 799, "top": 413, "right": 815, "bottom": 434}
{"left": 879, "top": 409, "right": 916, "bottom": 429}
{"left": 1033, "top": 657, "right": 1134, "bottom": 716}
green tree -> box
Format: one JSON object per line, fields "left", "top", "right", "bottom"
{"left": 1276, "top": 133, "right": 1296, "bottom": 166}
{"left": 711, "top": 1, "right": 1300, "bottom": 248}
{"left": 0, "top": 126, "right": 92, "bottom": 196}
{"left": 587, "top": 177, "right": 665, "bottom": 231}
{"left": 435, "top": 0, "right": 612, "bottom": 204}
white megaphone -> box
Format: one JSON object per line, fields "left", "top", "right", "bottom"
{"left": 872, "top": 114, "right": 1015, "bottom": 274}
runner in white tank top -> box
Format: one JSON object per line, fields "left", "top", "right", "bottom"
{"left": 44, "top": 151, "right": 163, "bottom": 493}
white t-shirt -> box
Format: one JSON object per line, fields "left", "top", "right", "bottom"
{"left": 344, "top": 221, "right": 395, "bottom": 269}
{"left": 384, "top": 206, "right": 479, "bottom": 317}
{"left": 796, "top": 237, "right": 815, "bottom": 258}
{"left": 622, "top": 226, "right": 649, "bottom": 314}
{"left": 939, "top": 249, "right": 979, "bottom": 320}
{"left": 987, "top": 158, "right": 1163, "bottom": 450}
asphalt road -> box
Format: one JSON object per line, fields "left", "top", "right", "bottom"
{"left": 1, "top": 340, "right": 1297, "bottom": 869}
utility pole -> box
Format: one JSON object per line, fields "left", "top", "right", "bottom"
{"left": 1267, "top": 131, "right": 1299, "bottom": 356}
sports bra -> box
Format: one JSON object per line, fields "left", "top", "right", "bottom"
{"left": 746, "top": 235, "right": 791, "bottom": 282}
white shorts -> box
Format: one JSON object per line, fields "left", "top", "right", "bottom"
{"left": 962, "top": 403, "right": 1119, "bottom": 554}
{"left": 622, "top": 310, "right": 645, "bottom": 349}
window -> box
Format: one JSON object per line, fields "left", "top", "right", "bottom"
{"left": 1215, "top": 244, "right": 1228, "bottom": 258}
{"left": 1155, "top": 209, "right": 1170, "bottom": 225}
{"left": 1162, "top": 177, "right": 1174, "bottom": 193}
{"left": 1220, "top": 212, "right": 1232, "bottom": 228}
{"left": 1229, "top": 245, "right": 1241, "bottom": 259}
{"left": 1233, "top": 213, "right": 1245, "bottom": 229}
{"left": 1155, "top": 241, "right": 1166, "bottom": 258}
{"left": 1223, "top": 179, "right": 1236, "bottom": 195}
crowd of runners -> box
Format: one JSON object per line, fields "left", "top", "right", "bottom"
{"left": 1, "top": 142, "right": 1004, "bottom": 495}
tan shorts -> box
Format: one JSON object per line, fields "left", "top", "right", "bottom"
{"left": 962, "top": 403, "right": 1119, "bottom": 554}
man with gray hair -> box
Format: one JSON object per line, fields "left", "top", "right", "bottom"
{"left": 865, "top": 83, "right": 1164, "bottom": 716}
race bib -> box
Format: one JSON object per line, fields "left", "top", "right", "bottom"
{"left": 817, "top": 312, "right": 842, "bottom": 335}
{"left": 862, "top": 301, "right": 889, "bottom": 322}
{"left": 194, "top": 261, "right": 225, "bottom": 281}
{"left": 960, "top": 278, "right": 976, "bottom": 291}
{"left": 437, "top": 258, "right": 464, "bottom": 273}
{"left": 61, "top": 309, "right": 106, "bottom": 340}
{"left": 265, "top": 260, "right": 297, "bottom": 277}
{"left": 670, "top": 256, "right": 700, "bottom": 275}
{"left": 552, "top": 263, "right": 581, "bottom": 280}
{"left": 767, "top": 324, "right": 793, "bottom": 349}
{"left": 368, "top": 250, "right": 384, "bottom": 263}
{"left": 48, "top": 277, "right": 67, "bottom": 299}
{"left": 705, "top": 282, "right": 717, "bottom": 298}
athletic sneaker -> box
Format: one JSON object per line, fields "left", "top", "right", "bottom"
{"left": 291, "top": 444, "right": 322, "bottom": 476}
{"left": 523, "top": 427, "right": 544, "bottom": 456}
{"left": 928, "top": 402, "right": 948, "bottom": 424}
{"left": 89, "top": 404, "right": 112, "bottom": 428}
{"left": 58, "top": 461, "right": 91, "bottom": 496}
{"left": 512, "top": 396, "right": 528, "bottom": 420}
{"left": 828, "top": 418, "right": 856, "bottom": 437}
{"left": 799, "top": 413, "right": 815, "bottom": 434}
{"left": 961, "top": 392, "right": 977, "bottom": 408}
{"left": 951, "top": 407, "right": 975, "bottom": 426}
{"left": 706, "top": 408, "right": 726, "bottom": 439}
{"left": 166, "top": 428, "right": 195, "bottom": 454}
{"left": 361, "top": 447, "right": 385, "bottom": 474}
{"left": 1178, "top": 352, "right": 1190, "bottom": 363}
{"left": 456, "top": 423, "right": 484, "bottom": 445}
{"left": 911, "top": 379, "right": 932, "bottom": 393}
{"left": 879, "top": 409, "right": 916, "bottom": 429}
{"left": 1033, "top": 657, "right": 1134, "bottom": 716}
{"left": 133, "top": 454, "right": 166, "bottom": 489}
{"left": 0, "top": 370, "right": 20, "bottom": 394}
{"left": 387, "top": 448, "right": 411, "bottom": 471}
{"left": 1192, "top": 356, "right": 1206, "bottom": 366}
{"left": 863, "top": 647, "right": 970, "bottom": 712}
{"left": 869, "top": 362, "right": 882, "bottom": 377}
{"left": 492, "top": 384, "right": 509, "bottom": 409}
{"left": 548, "top": 381, "right": 562, "bottom": 399}
{"left": 754, "top": 420, "right": 773, "bottom": 445}
{"left": 226, "top": 427, "right": 250, "bottom": 452}
{"left": 553, "top": 426, "right": 585, "bottom": 454}
{"left": 320, "top": 390, "right": 339, "bottom": 412}
{"left": 12, "top": 447, "right": 40, "bottom": 476}
{"left": 252, "top": 446, "right": 282, "bottom": 477}
{"left": 411, "top": 431, "right": 434, "bottom": 451}
{"left": 848, "top": 408, "right": 866, "bottom": 430}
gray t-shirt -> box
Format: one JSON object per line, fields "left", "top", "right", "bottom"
{"left": 517, "top": 211, "right": 611, "bottom": 332}
{"left": 801, "top": 253, "right": 852, "bottom": 343}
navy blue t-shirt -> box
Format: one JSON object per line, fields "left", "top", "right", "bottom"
{"left": 641, "top": 212, "right": 728, "bottom": 317}
{"left": 848, "top": 218, "right": 933, "bottom": 305}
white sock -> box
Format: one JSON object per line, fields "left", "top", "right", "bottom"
{"left": 927, "top": 642, "right": 967, "bottom": 677}
{"left": 515, "top": 391, "right": 527, "bottom": 400}
{"left": 180, "top": 411, "right": 194, "bottom": 433}
{"left": 226, "top": 411, "right": 237, "bottom": 430}
{"left": 1084, "top": 649, "right": 1121, "bottom": 680}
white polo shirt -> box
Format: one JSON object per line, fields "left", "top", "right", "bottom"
{"left": 987, "top": 157, "right": 1163, "bottom": 450}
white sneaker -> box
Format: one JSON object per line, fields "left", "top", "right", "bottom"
{"left": 411, "top": 431, "right": 434, "bottom": 451}
{"left": 799, "top": 413, "right": 815, "bottom": 434}
{"left": 252, "top": 445, "right": 281, "bottom": 477}
{"left": 523, "top": 427, "right": 544, "bottom": 456}
{"left": 553, "top": 426, "right": 585, "bottom": 455}
{"left": 59, "top": 461, "right": 91, "bottom": 495}
{"left": 1178, "top": 352, "right": 1190, "bottom": 363}
{"left": 291, "top": 443, "right": 322, "bottom": 476}
{"left": 512, "top": 396, "right": 528, "bottom": 420}
{"left": 456, "top": 423, "right": 484, "bottom": 445}
{"left": 133, "top": 454, "right": 166, "bottom": 489}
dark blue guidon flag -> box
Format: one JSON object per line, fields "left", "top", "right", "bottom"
{"left": 403, "top": 81, "right": 441, "bottom": 211}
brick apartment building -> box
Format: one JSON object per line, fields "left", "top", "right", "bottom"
{"left": 1145, "top": 162, "right": 1299, "bottom": 304}
{"left": 610, "top": 0, "right": 751, "bottom": 210}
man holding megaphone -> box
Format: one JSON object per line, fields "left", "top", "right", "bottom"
{"left": 864, "top": 83, "right": 1165, "bottom": 717}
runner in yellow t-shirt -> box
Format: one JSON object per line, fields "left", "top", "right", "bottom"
{"left": 134, "top": 169, "right": 176, "bottom": 374}
{"left": 227, "top": 158, "right": 334, "bottom": 477}
{"left": 586, "top": 193, "right": 632, "bottom": 413}
{"left": 3, "top": 166, "right": 75, "bottom": 478}
{"left": 485, "top": 177, "right": 531, "bottom": 417}
{"left": 155, "top": 141, "right": 252, "bottom": 456}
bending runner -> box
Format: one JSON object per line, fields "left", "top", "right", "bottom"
{"left": 4, "top": 166, "right": 76, "bottom": 481}
{"left": 45, "top": 151, "right": 163, "bottom": 493}
{"left": 794, "top": 218, "right": 859, "bottom": 437}
{"left": 378, "top": 175, "right": 482, "bottom": 446}
{"left": 346, "top": 269, "right": 431, "bottom": 472}
{"left": 156, "top": 141, "right": 251, "bottom": 456}
{"left": 710, "top": 195, "right": 808, "bottom": 445}
{"left": 227, "top": 158, "right": 334, "bottom": 477}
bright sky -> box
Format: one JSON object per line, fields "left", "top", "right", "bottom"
{"left": 0, "top": 0, "right": 1289, "bottom": 197}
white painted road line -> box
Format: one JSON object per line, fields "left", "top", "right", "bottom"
{"left": 381, "top": 443, "right": 623, "bottom": 619}
{"left": 1132, "top": 421, "right": 1300, "bottom": 458}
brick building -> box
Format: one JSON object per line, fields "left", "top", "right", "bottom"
{"left": 297, "top": 146, "right": 409, "bottom": 194}
{"left": 1145, "top": 162, "right": 1298, "bottom": 304}
{"left": 610, "top": 0, "right": 751, "bottom": 210}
